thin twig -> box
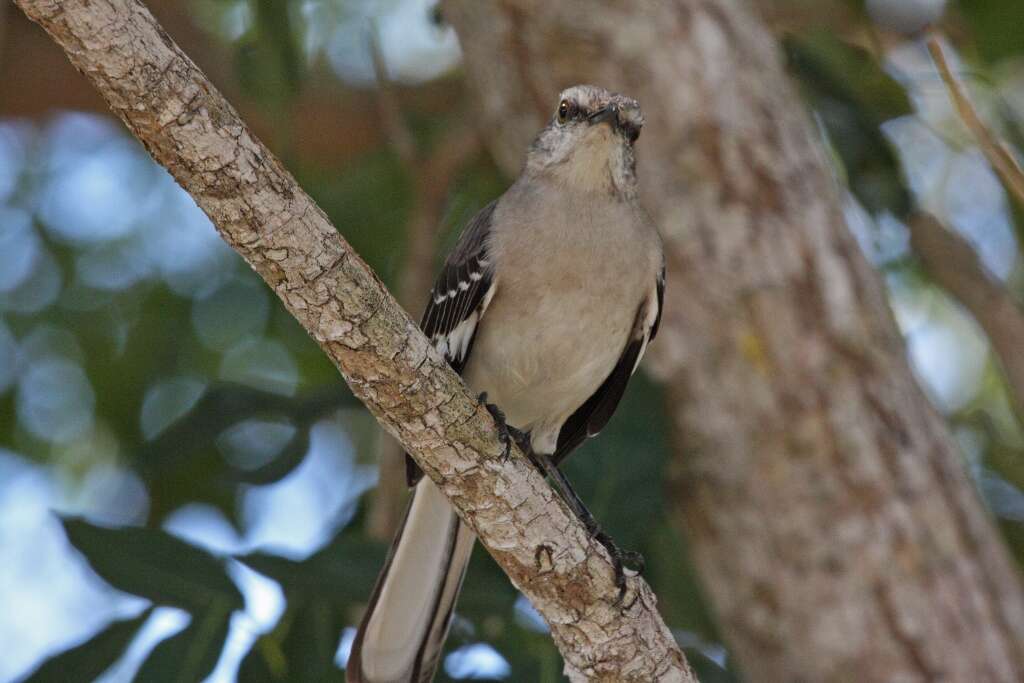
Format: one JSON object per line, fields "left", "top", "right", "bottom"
{"left": 927, "top": 34, "right": 1024, "bottom": 205}
{"left": 367, "top": 23, "right": 416, "bottom": 166}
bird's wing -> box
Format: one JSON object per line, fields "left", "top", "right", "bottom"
{"left": 407, "top": 200, "right": 499, "bottom": 484}
{"left": 650, "top": 262, "right": 665, "bottom": 342}
{"left": 421, "top": 200, "right": 498, "bottom": 373}
{"left": 553, "top": 265, "right": 664, "bottom": 465}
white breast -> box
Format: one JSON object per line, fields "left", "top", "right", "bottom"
{"left": 461, "top": 183, "right": 660, "bottom": 454}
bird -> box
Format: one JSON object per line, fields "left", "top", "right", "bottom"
{"left": 347, "top": 84, "right": 665, "bottom": 683}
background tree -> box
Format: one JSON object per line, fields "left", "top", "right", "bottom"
{"left": 442, "top": 1, "right": 1024, "bottom": 680}
{"left": 2, "top": 0, "right": 1024, "bottom": 682}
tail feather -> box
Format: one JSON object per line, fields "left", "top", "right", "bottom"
{"left": 348, "top": 478, "right": 475, "bottom": 682}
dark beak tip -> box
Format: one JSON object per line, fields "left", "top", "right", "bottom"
{"left": 588, "top": 107, "right": 618, "bottom": 128}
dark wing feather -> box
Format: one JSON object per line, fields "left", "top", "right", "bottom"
{"left": 553, "top": 337, "right": 644, "bottom": 465}
{"left": 420, "top": 200, "right": 497, "bottom": 373}
{"left": 553, "top": 271, "right": 664, "bottom": 465}
{"left": 650, "top": 263, "right": 665, "bottom": 341}
{"left": 407, "top": 200, "right": 498, "bottom": 485}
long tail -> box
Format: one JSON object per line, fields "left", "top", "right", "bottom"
{"left": 348, "top": 478, "right": 476, "bottom": 682}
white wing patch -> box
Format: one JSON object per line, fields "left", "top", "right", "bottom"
{"left": 631, "top": 282, "right": 660, "bottom": 374}
{"left": 432, "top": 270, "right": 487, "bottom": 305}
{"left": 440, "top": 313, "right": 477, "bottom": 362}
{"left": 432, "top": 282, "right": 497, "bottom": 364}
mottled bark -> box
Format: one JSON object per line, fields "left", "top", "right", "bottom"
{"left": 368, "top": 110, "right": 482, "bottom": 541}
{"left": 442, "top": 0, "right": 1024, "bottom": 681}
{"left": 12, "top": 0, "right": 695, "bottom": 680}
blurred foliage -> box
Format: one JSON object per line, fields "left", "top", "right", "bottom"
{"left": 61, "top": 517, "right": 244, "bottom": 611}
{"left": 234, "top": 0, "right": 304, "bottom": 107}
{"left": 23, "top": 610, "right": 153, "bottom": 683}
{"left": 958, "top": 0, "right": 1024, "bottom": 63}
{"left": 3, "top": 0, "right": 1024, "bottom": 682}
{"left": 784, "top": 30, "right": 914, "bottom": 218}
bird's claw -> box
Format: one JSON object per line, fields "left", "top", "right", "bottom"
{"left": 479, "top": 392, "right": 529, "bottom": 461}
{"left": 477, "top": 392, "right": 640, "bottom": 604}
{"left": 595, "top": 529, "right": 645, "bottom": 605}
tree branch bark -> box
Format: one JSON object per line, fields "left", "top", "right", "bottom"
{"left": 11, "top": 0, "right": 694, "bottom": 680}
{"left": 365, "top": 41, "right": 484, "bottom": 539}
{"left": 908, "top": 211, "right": 1024, "bottom": 420}
{"left": 442, "top": 0, "right": 1024, "bottom": 680}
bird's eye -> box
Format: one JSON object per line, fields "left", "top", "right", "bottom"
{"left": 557, "top": 100, "right": 570, "bottom": 123}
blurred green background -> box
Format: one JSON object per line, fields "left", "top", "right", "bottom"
{"left": 1, "top": 0, "right": 1024, "bottom": 681}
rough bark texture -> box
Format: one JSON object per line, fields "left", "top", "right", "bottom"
{"left": 368, "top": 119, "right": 482, "bottom": 541}
{"left": 442, "top": 1, "right": 1024, "bottom": 681}
{"left": 12, "top": 1, "right": 695, "bottom": 680}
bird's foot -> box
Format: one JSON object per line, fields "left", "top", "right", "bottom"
{"left": 479, "top": 392, "right": 530, "bottom": 461}
{"left": 594, "top": 528, "right": 645, "bottom": 605}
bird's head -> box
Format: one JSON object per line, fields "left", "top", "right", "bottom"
{"left": 526, "top": 85, "right": 644, "bottom": 197}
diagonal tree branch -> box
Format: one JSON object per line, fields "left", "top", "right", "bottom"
{"left": 11, "top": 0, "right": 695, "bottom": 680}
{"left": 365, "top": 122, "right": 484, "bottom": 540}
{"left": 908, "top": 211, "right": 1024, "bottom": 419}
{"left": 363, "top": 27, "right": 484, "bottom": 541}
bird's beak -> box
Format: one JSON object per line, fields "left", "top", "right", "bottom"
{"left": 587, "top": 106, "right": 618, "bottom": 130}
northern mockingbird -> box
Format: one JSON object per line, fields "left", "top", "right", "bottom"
{"left": 348, "top": 85, "right": 665, "bottom": 683}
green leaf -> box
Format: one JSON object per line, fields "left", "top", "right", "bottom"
{"left": 237, "top": 533, "right": 386, "bottom": 602}
{"left": 235, "top": 529, "right": 386, "bottom": 681}
{"left": 234, "top": 0, "right": 303, "bottom": 106}
{"left": 220, "top": 421, "right": 311, "bottom": 485}
{"left": 455, "top": 550, "right": 519, "bottom": 622}
{"left": 562, "top": 374, "right": 671, "bottom": 548}
{"left": 784, "top": 31, "right": 913, "bottom": 218}
{"left": 685, "top": 649, "right": 738, "bottom": 683}
{"left": 784, "top": 32, "right": 912, "bottom": 121}
{"left": 23, "top": 608, "right": 151, "bottom": 683}
{"left": 61, "top": 517, "right": 244, "bottom": 612}
{"left": 959, "top": 0, "right": 1024, "bottom": 64}
{"left": 133, "top": 603, "right": 233, "bottom": 683}
{"left": 280, "top": 599, "right": 347, "bottom": 682}
{"left": 235, "top": 531, "right": 386, "bottom": 681}
{"left": 237, "top": 599, "right": 346, "bottom": 682}
{"left": 139, "top": 383, "right": 353, "bottom": 491}
{"left": 237, "top": 637, "right": 285, "bottom": 682}
{"left": 132, "top": 382, "right": 353, "bottom": 525}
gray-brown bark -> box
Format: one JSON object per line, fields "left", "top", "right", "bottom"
{"left": 442, "top": 0, "right": 1024, "bottom": 681}
{"left": 12, "top": 0, "right": 696, "bottom": 680}
{"left": 368, "top": 117, "right": 482, "bottom": 541}
{"left": 908, "top": 212, "right": 1024, "bottom": 421}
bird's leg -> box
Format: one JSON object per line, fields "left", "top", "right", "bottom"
{"left": 532, "top": 452, "right": 644, "bottom": 603}
{"left": 477, "top": 394, "right": 641, "bottom": 601}
{"left": 479, "top": 392, "right": 531, "bottom": 461}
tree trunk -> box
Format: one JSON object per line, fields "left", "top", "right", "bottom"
{"left": 443, "top": 1, "right": 1024, "bottom": 681}
{"left": 13, "top": 0, "right": 697, "bottom": 680}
